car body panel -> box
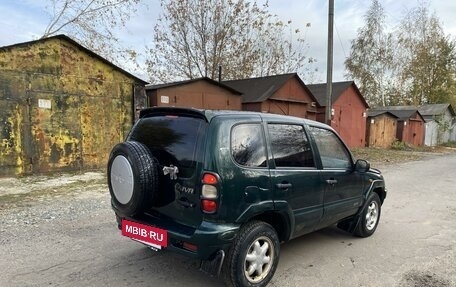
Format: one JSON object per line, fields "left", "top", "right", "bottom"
{"left": 109, "top": 107, "right": 386, "bottom": 262}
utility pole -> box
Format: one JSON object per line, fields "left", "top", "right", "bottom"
{"left": 326, "top": 0, "right": 334, "bottom": 125}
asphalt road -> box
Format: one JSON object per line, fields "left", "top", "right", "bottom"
{"left": 0, "top": 154, "right": 455, "bottom": 287}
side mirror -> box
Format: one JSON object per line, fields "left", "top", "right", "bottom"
{"left": 355, "top": 159, "right": 370, "bottom": 173}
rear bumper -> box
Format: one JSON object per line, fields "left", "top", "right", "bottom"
{"left": 114, "top": 210, "right": 240, "bottom": 260}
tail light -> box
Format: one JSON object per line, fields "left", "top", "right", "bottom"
{"left": 201, "top": 199, "right": 217, "bottom": 213}
{"left": 201, "top": 172, "right": 219, "bottom": 214}
{"left": 182, "top": 242, "right": 198, "bottom": 252}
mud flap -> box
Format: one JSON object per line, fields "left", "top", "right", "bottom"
{"left": 337, "top": 216, "right": 361, "bottom": 234}
{"left": 200, "top": 250, "right": 225, "bottom": 277}
{"left": 338, "top": 189, "right": 376, "bottom": 234}
{"left": 115, "top": 213, "right": 122, "bottom": 230}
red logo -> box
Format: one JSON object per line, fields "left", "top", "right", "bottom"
{"left": 122, "top": 219, "right": 168, "bottom": 248}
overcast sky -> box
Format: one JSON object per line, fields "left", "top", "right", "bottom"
{"left": 1, "top": 0, "right": 455, "bottom": 83}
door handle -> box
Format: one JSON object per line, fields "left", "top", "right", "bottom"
{"left": 276, "top": 183, "right": 292, "bottom": 189}
{"left": 326, "top": 179, "right": 338, "bottom": 185}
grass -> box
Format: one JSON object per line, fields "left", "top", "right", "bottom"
{"left": 351, "top": 144, "right": 456, "bottom": 167}
{"left": 441, "top": 141, "right": 456, "bottom": 148}
{"left": 351, "top": 147, "right": 422, "bottom": 167}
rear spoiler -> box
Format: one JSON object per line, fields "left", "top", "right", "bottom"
{"left": 139, "top": 107, "right": 208, "bottom": 121}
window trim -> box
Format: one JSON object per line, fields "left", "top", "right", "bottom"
{"left": 128, "top": 115, "right": 207, "bottom": 179}
{"left": 307, "top": 125, "right": 354, "bottom": 170}
{"left": 266, "top": 122, "right": 317, "bottom": 169}
{"left": 230, "top": 122, "right": 269, "bottom": 169}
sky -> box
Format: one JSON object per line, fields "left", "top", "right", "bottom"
{"left": 1, "top": 0, "right": 456, "bottom": 84}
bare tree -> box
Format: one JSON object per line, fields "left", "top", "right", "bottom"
{"left": 42, "top": 0, "right": 141, "bottom": 66}
{"left": 254, "top": 20, "right": 316, "bottom": 78}
{"left": 146, "top": 0, "right": 315, "bottom": 83}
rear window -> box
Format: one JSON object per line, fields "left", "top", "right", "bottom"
{"left": 128, "top": 115, "right": 207, "bottom": 178}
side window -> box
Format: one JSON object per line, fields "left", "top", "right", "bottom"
{"left": 309, "top": 126, "right": 352, "bottom": 169}
{"left": 268, "top": 124, "right": 315, "bottom": 168}
{"left": 231, "top": 124, "right": 267, "bottom": 167}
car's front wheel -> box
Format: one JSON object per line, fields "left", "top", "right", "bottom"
{"left": 355, "top": 192, "right": 381, "bottom": 237}
{"left": 223, "top": 221, "right": 280, "bottom": 287}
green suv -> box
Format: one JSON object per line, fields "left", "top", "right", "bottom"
{"left": 107, "top": 107, "right": 386, "bottom": 287}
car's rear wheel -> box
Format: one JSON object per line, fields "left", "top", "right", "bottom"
{"left": 223, "top": 221, "right": 280, "bottom": 287}
{"left": 107, "top": 141, "right": 159, "bottom": 217}
{"left": 355, "top": 192, "right": 381, "bottom": 237}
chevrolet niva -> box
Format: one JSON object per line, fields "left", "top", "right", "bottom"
{"left": 107, "top": 107, "right": 386, "bottom": 287}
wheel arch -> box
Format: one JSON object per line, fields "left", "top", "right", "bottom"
{"left": 373, "top": 187, "right": 386, "bottom": 204}
{"left": 366, "top": 179, "right": 386, "bottom": 204}
{"left": 251, "top": 211, "right": 291, "bottom": 243}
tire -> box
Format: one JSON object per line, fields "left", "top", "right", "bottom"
{"left": 354, "top": 192, "right": 381, "bottom": 237}
{"left": 223, "top": 221, "right": 280, "bottom": 287}
{"left": 107, "top": 141, "right": 159, "bottom": 217}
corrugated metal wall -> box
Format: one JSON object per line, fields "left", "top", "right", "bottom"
{"left": 0, "top": 70, "right": 29, "bottom": 176}
{"left": 150, "top": 80, "right": 242, "bottom": 110}
{"left": 0, "top": 37, "right": 144, "bottom": 176}
{"left": 330, "top": 87, "right": 367, "bottom": 148}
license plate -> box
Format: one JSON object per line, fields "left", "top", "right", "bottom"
{"left": 122, "top": 219, "right": 168, "bottom": 249}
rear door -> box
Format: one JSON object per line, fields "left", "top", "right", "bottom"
{"left": 223, "top": 120, "right": 273, "bottom": 222}
{"left": 267, "top": 123, "right": 324, "bottom": 238}
{"left": 307, "top": 126, "right": 364, "bottom": 228}
{"left": 128, "top": 111, "right": 207, "bottom": 228}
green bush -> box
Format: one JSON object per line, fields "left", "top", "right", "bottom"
{"left": 391, "top": 140, "right": 409, "bottom": 150}
{"left": 441, "top": 141, "right": 456, "bottom": 148}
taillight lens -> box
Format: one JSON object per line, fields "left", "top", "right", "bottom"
{"left": 201, "top": 199, "right": 217, "bottom": 213}
{"left": 202, "top": 185, "right": 217, "bottom": 199}
{"left": 202, "top": 173, "right": 218, "bottom": 184}
{"left": 182, "top": 242, "right": 198, "bottom": 252}
{"left": 201, "top": 172, "right": 219, "bottom": 214}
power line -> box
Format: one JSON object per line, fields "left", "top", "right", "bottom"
{"left": 334, "top": 20, "right": 347, "bottom": 59}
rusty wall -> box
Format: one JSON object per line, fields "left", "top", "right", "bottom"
{"left": 396, "top": 121, "right": 405, "bottom": 143}
{"left": 269, "top": 77, "right": 317, "bottom": 117}
{"left": 405, "top": 120, "right": 424, "bottom": 146}
{"left": 316, "top": 107, "right": 326, "bottom": 123}
{"left": 263, "top": 100, "right": 308, "bottom": 118}
{"left": 331, "top": 86, "right": 368, "bottom": 148}
{"left": 270, "top": 77, "right": 313, "bottom": 104}
{"left": 242, "top": 102, "right": 263, "bottom": 113}
{"left": 152, "top": 80, "right": 242, "bottom": 110}
{"left": 0, "top": 38, "right": 139, "bottom": 176}
{"left": 288, "top": 102, "right": 308, "bottom": 118}
{"left": 0, "top": 72, "right": 24, "bottom": 175}
{"left": 267, "top": 100, "right": 289, "bottom": 115}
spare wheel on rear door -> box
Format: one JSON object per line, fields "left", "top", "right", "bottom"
{"left": 107, "top": 141, "right": 159, "bottom": 217}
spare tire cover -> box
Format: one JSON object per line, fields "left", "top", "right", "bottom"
{"left": 107, "top": 141, "right": 159, "bottom": 217}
